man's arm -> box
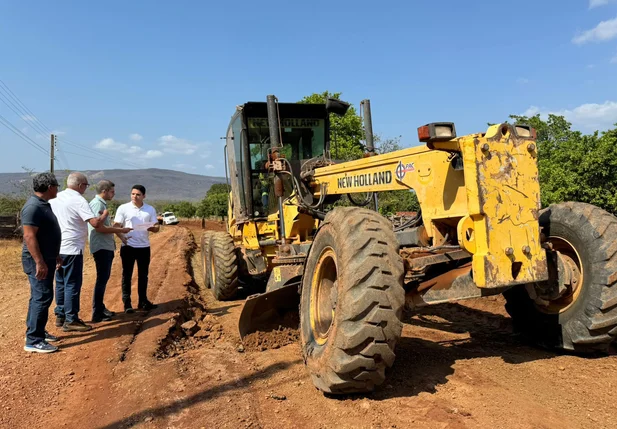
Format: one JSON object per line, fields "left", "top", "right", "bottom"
{"left": 22, "top": 225, "right": 47, "bottom": 280}
{"left": 115, "top": 231, "right": 129, "bottom": 245}
{"left": 81, "top": 199, "right": 108, "bottom": 228}
{"left": 94, "top": 224, "right": 131, "bottom": 234}
{"left": 87, "top": 209, "right": 108, "bottom": 228}
{"left": 113, "top": 206, "right": 129, "bottom": 244}
{"left": 147, "top": 206, "right": 160, "bottom": 232}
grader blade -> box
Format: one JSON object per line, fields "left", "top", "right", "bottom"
{"left": 238, "top": 283, "right": 300, "bottom": 341}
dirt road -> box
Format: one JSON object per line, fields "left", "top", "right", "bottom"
{"left": 1, "top": 222, "right": 616, "bottom": 429}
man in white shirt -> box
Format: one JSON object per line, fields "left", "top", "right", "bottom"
{"left": 113, "top": 184, "right": 160, "bottom": 313}
{"left": 50, "top": 172, "right": 108, "bottom": 332}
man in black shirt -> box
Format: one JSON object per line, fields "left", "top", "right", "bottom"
{"left": 21, "top": 172, "right": 62, "bottom": 353}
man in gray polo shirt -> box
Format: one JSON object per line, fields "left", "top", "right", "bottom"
{"left": 88, "top": 180, "right": 131, "bottom": 323}
{"left": 21, "top": 172, "right": 62, "bottom": 353}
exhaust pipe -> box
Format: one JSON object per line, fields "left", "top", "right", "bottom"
{"left": 361, "top": 99, "right": 375, "bottom": 155}
{"left": 267, "top": 95, "right": 281, "bottom": 149}
{"left": 361, "top": 99, "right": 379, "bottom": 210}
{"left": 266, "top": 94, "right": 287, "bottom": 245}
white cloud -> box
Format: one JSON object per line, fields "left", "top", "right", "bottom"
{"left": 173, "top": 163, "right": 196, "bottom": 170}
{"left": 589, "top": 0, "right": 615, "bottom": 8}
{"left": 158, "top": 135, "right": 198, "bottom": 155}
{"left": 95, "top": 137, "right": 163, "bottom": 159}
{"left": 521, "top": 101, "right": 617, "bottom": 131}
{"left": 145, "top": 150, "right": 163, "bottom": 159}
{"left": 516, "top": 77, "right": 529, "bottom": 84}
{"left": 21, "top": 115, "right": 36, "bottom": 122}
{"left": 522, "top": 106, "right": 541, "bottom": 117}
{"left": 129, "top": 133, "right": 143, "bottom": 141}
{"left": 572, "top": 15, "right": 617, "bottom": 44}
{"left": 205, "top": 164, "right": 215, "bottom": 170}
{"left": 587, "top": 64, "right": 595, "bottom": 69}
{"left": 96, "top": 138, "right": 127, "bottom": 151}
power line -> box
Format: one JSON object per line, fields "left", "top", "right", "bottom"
{"left": 57, "top": 149, "right": 71, "bottom": 171}
{"left": 0, "top": 113, "right": 50, "bottom": 156}
{"left": 0, "top": 78, "right": 146, "bottom": 171}
{"left": 56, "top": 137, "right": 144, "bottom": 169}
{"left": 0, "top": 90, "right": 50, "bottom": 141}
{"left": 61, "top": 149, "right": 116, "bottom": 162}
{"left": 0, "top": 78, "right": 53, "bottom": 135}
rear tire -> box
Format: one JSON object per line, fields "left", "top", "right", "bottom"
{"left": 209, "top": 231, "right": 239, "bottom": 301}
{"left": 300, "top": 207, "right": 405, "bottom": 394}
{"left": 504, "top": 202, "right": 617, "bottom": 352}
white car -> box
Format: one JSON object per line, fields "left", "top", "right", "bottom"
{"left": 160, "top": 211, "right": 179, "bottom": 225}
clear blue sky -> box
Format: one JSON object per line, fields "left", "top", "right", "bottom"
{"left": 1, "top": 0, "right": 616, "bottom": 177}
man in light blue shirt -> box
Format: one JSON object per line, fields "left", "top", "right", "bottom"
{"left": 88, "top": 180, "right": 131, "bottom": 323}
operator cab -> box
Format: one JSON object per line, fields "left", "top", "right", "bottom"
{"left": 226, "top": 102, "right": 329, "bottom": 222}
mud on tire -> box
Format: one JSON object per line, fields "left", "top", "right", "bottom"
{"left": 504, "top": 202, "right": 617, "bottom": 353}
{"left": 200, "top": 231, "right": 214, "bottom": 291}
{"left": 300, "top": 207, "right": 405, "bottom": 394}
{"left": 209, "top": 231, "right": 239, "bottom": 301}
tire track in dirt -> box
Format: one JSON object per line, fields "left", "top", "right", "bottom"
{"left": 3, "top": 225, "right": 617, "bottom": 428}
{"left": 0, "top": 227, "right": 195, "bottom": 428}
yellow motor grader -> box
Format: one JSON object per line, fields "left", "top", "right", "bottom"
{"left": 201, "top": 95, "right": 617, "bottom": 395}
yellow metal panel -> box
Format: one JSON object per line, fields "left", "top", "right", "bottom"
{"left": 457, "top": 126, "right": 546, "bottom": 287}
{"left": 312, "top": 145, "right": 469, "bottom": 238}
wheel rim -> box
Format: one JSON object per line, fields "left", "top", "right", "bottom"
{"left": 540, "top": 236, "right": 584, "bottom": 314}
{"left": 310, "top": 247, "right": 337, "bottom": 345}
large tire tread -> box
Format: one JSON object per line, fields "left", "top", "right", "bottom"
{"left": 210, "top": 231, "right": 239, "bottom": 301}
{"left": 505, "top": 202, "right": 617, "bottom": 353}
{"left": 200, "top": 231, "right": 214, "bottom": 292}
{"left": 301, "top": 207, "right": 404, "bottom": 394}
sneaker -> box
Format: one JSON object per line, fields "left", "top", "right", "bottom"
{"left": 103, "top": 308, "right": 116, "bottom": 317}
{"left": 44, "top": 331, "right": 59, "bottom": 342}
{"left": 55, "top": 316, "right": 65, "bottom": 327}
{"left": 91, "top": 314, "right": 113, "bottom": 323}
{"left": 124, "top": 306, "right": 135, "bottom": 314}
{"left": 24, "top": 341, "right": 58, "bottom": 353}
{"left": 63, "top": 319, "right": 93, "bottom": 332}
{"left": 138, "top": 301, "right": 158, "bottom": 311}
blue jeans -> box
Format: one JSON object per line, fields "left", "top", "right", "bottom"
{"left": 92, "top": 250, "right": 114, "bottom": 317}
{"left": 55, "top": 254, "right": 84, "bottom": 324}
{"left": 23, "top": 255, "right": 55, "bottom": 346}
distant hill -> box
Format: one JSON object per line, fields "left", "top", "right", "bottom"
{"left": 0, "top": 168, "right": 227, "bottom": 202}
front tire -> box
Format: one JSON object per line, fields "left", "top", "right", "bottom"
{"left": 300, "top": 207, "right": 405, "bottom": 394}
{"left": 209, "top": 232, "right": 239, "bottom": 301}
{"left": 504, "top": 202, "right": 617, "bottom": 352}
{"left": 200, "top": 231, "right": 214, "bottom": 291}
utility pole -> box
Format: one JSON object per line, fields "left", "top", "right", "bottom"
{"left": 50, "top": 134, "right": 55, "bottom": 173}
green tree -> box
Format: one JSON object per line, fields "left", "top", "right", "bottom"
{"left": 173, "top": 201, "right": 197, "bottom": 218}
{"left": 162, "top": 203, "right": 178, "bottom": 213}
{"left": 0, "top": 195, "right": 26, "bottom": 216}
{"left": 106, "top": 199, "right": 124, "bottom": 218}
{"left": 374, "top": 136, "right": 420, "bottom": 216}
{"left": 509, "top": 114, "right": 617, "bottom": 214}
{"left": 298, "top": 91, "right": 364, "bottom": 161}
{"left": 196, "top": 184, "right": 231, "bottom": 220}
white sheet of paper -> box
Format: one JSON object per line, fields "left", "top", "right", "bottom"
{"left": 133, "top": 221, "right": 157, "bottom": 231}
